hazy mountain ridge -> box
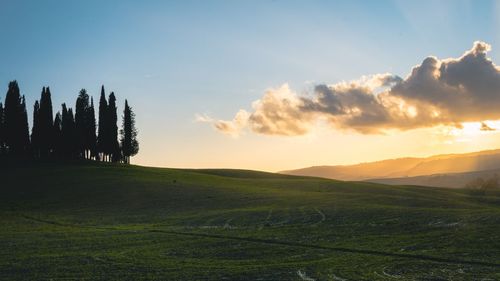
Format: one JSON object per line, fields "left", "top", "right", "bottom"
{"left": 367, "top": 168, "right": 500, "bottom": 189}
{"left": 281, "top": 148, "right": 500, "bottom": 182}
{"left": 402, "top": 153, "right": 500, "bottom": 177}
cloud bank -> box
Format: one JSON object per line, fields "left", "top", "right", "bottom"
{"left": 200, "top": 41, "right": 500, "bottom": 136}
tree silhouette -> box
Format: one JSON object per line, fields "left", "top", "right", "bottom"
{"left": 120, "top": 100, "right": 139, "bottom": 164}
{"left": 75, "top": 89, "right": 87, "bottom": 158}
{"left": 4, "top": 81, "right": 22, "bottom": 155}
{"left": 107, "top": 92, "right": 120, "bottom": 162}
{"left": 0, "top": 81, "right": 138, "bottom": 163}
{"left": 97, "top": 86, "right": 108, "bottom": 161}
{"left": 0, "top": 102, "right": 5, "bottom": 155}
{"left": 31, "top": 100, "right": 41, "bottom": 158}
{"left": 53, "top": 112, "right": 63, "bottom": 159}
{"left": 20, "top": 96, "right": 30, "bottom": 155}
{"left": 87, "top": 97, "right": 97, "bottom": 160}
{"left": 39, "top": 87, "right": 54, "bottom": 158}
{"left": 75, "top": 89, "right": 96, "bottom": 159}
{"left": 61, "top": 104, "right": 77, "bottom": 159}
{"left": 4, "top": 81, "right": 30, "bottom": 156}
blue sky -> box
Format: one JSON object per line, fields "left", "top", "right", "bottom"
{"left": 1, "top": 0, "right": 500, "bottom": 170}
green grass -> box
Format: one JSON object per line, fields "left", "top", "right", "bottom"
{"left": 1, "top": 162, "right": 500, "bottom": 280}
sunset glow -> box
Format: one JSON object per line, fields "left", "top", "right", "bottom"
{"left": 2, "top": 1, "right": 500, "bottom": 171}
{"left": 3, "top": 2, "right": 500, "bottom": 280}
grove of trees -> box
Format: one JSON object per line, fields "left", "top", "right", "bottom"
{"left": 0, "top": 81, "right": 139, "bottom": 163}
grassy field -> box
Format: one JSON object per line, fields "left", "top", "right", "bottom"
{"left": 1, "top": 162, "right": 500, "bottom": 280}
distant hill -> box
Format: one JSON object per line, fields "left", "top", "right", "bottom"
{"left": 367, "top": 168, "right": 500, "bottom": 188}
{"left": 281, "top": 148, "right": 500, "bottom": 181}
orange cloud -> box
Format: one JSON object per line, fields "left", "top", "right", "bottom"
{"left": 201, "top": 41, "right": 500, "bottom": 136}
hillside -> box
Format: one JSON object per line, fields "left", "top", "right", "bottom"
{"left": 281, "top": 148, "right": 500, "bottom": 180}
{"left": 1, "top": 163, "right": 500, "bottom": 280}
{"left": 368, "top": 168, "right": 500, "bottom": 188}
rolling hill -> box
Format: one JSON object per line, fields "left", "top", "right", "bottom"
{"left": 1, "top": 162, "right": 500, "bottom": 280}
{"left": 368, "top": 168, "right": 500, "bottom": 188}
{"left": 281, "top": 148, "right": 500, "bottom": 181}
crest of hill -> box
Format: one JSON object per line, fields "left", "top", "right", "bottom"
{"left": 281, "top": 148, "right": 500, "bottom": 181}
{"left": 367, "top": 168, "right": 500, "bottom": 189}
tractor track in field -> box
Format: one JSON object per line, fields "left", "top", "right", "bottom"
{"left": 312, "top": 207, "right": 325, "bottom": 226}
{"left": 19, "top": 214, "right": 500, "bottom": 269}
{"left": 258, "top": 208, "right": 273, "bottom": 230}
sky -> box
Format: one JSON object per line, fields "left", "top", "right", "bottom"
{"left": 2, "top": 0, "right": 500, "bottom": 171}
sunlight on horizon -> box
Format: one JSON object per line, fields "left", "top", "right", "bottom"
{"left": 4, "top": 1, "right": 500, "bottom": 172}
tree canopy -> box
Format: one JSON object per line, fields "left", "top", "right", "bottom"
{"left": 120, "top": 100, "right": 139, "bottom": 164}
{"left": 0, "top": 81, "right": 139, "bottom": 163}
{"left": 3, "top": 81, "right": 30, "bottom": 156}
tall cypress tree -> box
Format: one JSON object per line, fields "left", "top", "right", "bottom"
{"left": 39, "top": 87, "right": 54, "bottom": 158}
{"left": 4, "top": 82, "right": 30, "bottom": 156}
{"left": 87, "top": 97, "right": 97, "bottom": 160}
{"left": 61, "top": 105, "right": 69, "bottom": 158}
{"left": 107, "top": 92, "right": 120, "bottom": 162}
{"left": 61, "top": 104, "right": 76, "bottom": 159}
{"left": 4, "top": 81, "right": 22, "bottom": 155}
{"left": 120, "top": 100, "right": 139, "bottom": 164}
{"left": 0, "top": 102, "right": 5, "bottom": 155}
{"left": 31, "top": 100, "right": 41, "bottom": 158}
{"left": 68, "top": 108, "right": 76, "bottom": 158}
{"left": 97, "top": 86, "right": 107, "bottom": 161}
{"left": 53, "top": 112, "right": 62, "bottom": 159}
{"left": 75, "top": 89, "right": 90, "bottom": 159}
{"left": 20, "top": 96, "right": 30, "bottom": 155}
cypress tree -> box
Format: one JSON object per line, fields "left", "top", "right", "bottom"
{"left": 68, "top": 108, "right": 76, "bottom": 158}
{"left": 75, "top": 89, "right": 90, "bottom": 159}
{"left": 120, "top": 100, "right": 139, "bottom": 164}
{"left": 20, "top": 96, "right": 30, "bottom": 155}
{"left": 0, "top": 102, "right": 5, "bottom": 156}
{"left": 4, "top": 81, "right": 23, "bottom": 155}
{"left": 61, "top": 104, "right": 69, "bottom": 158}
{"left": 31, "top": 100, "right": 41, "bottom": 158}
{"left": 61, "top": 104, "right": 76, "bottom": 159}
{"left": 53, "top": 112, "right": 62, "bottom": 159}
{"left": 107, "top": 92, "right": 120, "bottom": 162}
{"left": 87, "top": 97, "right": 97, "bottom": 160}
{"left": 39, "top": 87, "right": 54, "bottom": 158}
{"left": 97, "top": 86, "right": 107, "bottom": 161}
